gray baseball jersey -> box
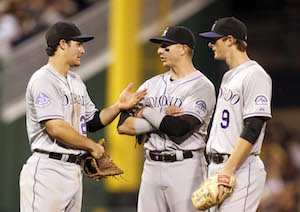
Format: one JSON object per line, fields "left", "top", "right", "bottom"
{"left": 136, "top": 70, "right": 215, "bottom": 212}
{"left": 137, "top": 70, "right": 216, "bottom": 151}
{"left": 206, "top": 60, "right": 272, "bottom": 212}
{"left": 26, "top": 64, "right": 98, "bottom": 155}
{"left": 207, "top": 60, "right": 272, "bottom": 155}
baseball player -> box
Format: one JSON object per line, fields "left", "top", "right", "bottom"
{"left": 19, "top": 22, "right": 146, "bottom": 212}
{"left": 198, "top": 17, "right": 272, "bottom": 211}
{"left": 117, "top": 26, "right": 216, "bottom": 212}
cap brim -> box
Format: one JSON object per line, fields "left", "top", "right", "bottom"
{"left": 199, "top": 31, "right": 224, "bottom": 38}
{"left": 71, "top": 35, "right": 94, "bottom": 42}
{"left": 149, "top": 37, "right": 178, "bottom": 44}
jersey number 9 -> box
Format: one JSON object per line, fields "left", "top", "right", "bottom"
{"left": 221, "top": 109, "right": 230, "bottom": 129}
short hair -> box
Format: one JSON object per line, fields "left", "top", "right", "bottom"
{"left": 234, "top": 39, "right": 247, "bottom": 52}
{"left": 45, "top": 40, "right": 71, "bottom": 56}
{"left": 46, "top": 44, "right": 58, "bottom": 56}
{"left": 222, "top": 36, "right": 247, "bottom": 52}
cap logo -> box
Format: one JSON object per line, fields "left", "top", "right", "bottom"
{"left": 211, "top": 21, "right": 218, "bottom": 31}
{"left": 162, "top": 27, "right": 169, "bottom": 37}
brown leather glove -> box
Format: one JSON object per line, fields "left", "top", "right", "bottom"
{"left": 81, "top": 138, "right": 124, "bottom": 181}
{"left": 192, "top": 173, "right": 236, "bottom": 210}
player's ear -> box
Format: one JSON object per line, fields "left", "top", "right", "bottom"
{"left": 181, "top": 44, "right": 188, "bottom": 56}
{"left": 226, "top": 35, "right": 235, "bottom": 47}
{"left": 58, "top": 39, "right": 67, "bottom": 50}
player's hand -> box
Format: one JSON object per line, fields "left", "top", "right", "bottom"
{"left": 165, "top": 105, "right": 183, "bottom": 117}
{"left": 118, "top": 82, "right": 147, "bottom": 110}
{"left": 218, "top": 183, "right": 232, "bottom": 200}
{"left": 135, "top": 107, "right": 146, "bottom": 118}
{"left": 90, "top": 143, "right": 104, "bottom": 159}
{"left": 217, "top": 169, "right": 235, "bottom": 200}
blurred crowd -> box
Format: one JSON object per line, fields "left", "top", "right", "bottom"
{"left": 258, "top": 119, "right": 300, "bottom": 212}
{"left": 0, "top": 0, "right": 97, "bottom": 58}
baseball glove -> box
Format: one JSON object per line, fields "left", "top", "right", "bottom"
{"left": 81, "top": 138, "right": 124, "bottom": 181}
{"left": 192, "top": 173, "right": 236, "bottom": 210}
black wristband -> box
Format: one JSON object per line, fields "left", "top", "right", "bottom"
{"left": 159, "top": 115, "right": 201, "bottom": 142}
{"left": 117, "top": 111, "right": 131, "bottom": 128}
{"left": 87, "top": 110, "right": 105, "bottom": 132}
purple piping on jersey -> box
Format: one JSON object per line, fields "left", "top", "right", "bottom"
{"left": 46, "top": 68, "right": 69, "bottom": 86}
{"left": 180, "top": 75, "right": 202, "bottom": 85}
{"left": 161, "top": 73, "right": 168, "bottom": 113}
{"left": 243, "top": 163, "right": 251, "bottom": 212}
{"left": 168, "top": 75, "right": 202, "bottom": 95}
{"left": 183, "top": 111, "right": 203, "bottom": 123}
{"left": 161, "top": 73, "right": 168, "bottom": 149}
{"left": 244, "top": 112, "right": 271, "bottom": 118}
{"left": 39, "top": 115, "right": 64, "bottom": 122}
{"left": 32, "top": 158, "right": 41, "bottom": 212}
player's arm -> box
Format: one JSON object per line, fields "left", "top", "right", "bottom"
{"left": 98, "top": 101, "right": 122, "bottom": 126}
{"left": 221, "top": 117, "right": 268, "bottom": 174}
{"left": 141, "top": 83, "right": 215, "bottom": 141}
{"left": 44, "top": 119, "right": 104, "bottom": 158}
{"left": 87, "top": 82, "right": 147, "bottom": 132}
{"left": 217, "top": 117, "right": 268, "bottom": 198}
{"left": 101, "top": 82, "right": 146, "bottom": 125}
{"left": 117, "top": 111, "right": 156, "bottom": 136}
{"left": 222, "top": 70, "right": 272, "bottom": 175}
{"left": 137, "top": 107, "right": 201, "bottom": 141}
{"left": 84, "top": 99, "right": 123, "bottom": 133}
{"left": 117, "top": 105, "right": 184, "bottom": 136}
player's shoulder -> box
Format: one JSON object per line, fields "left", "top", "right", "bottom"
{"left": 137, "top": 72, "right": 167, "bottom": 91}
{"left": 144, "top": 72, "right": 169, "bottom": 84}
{"left": 193, "top": 70, "right": 215, "bottom": 91}
{"left": 26, "top": 65, "right": 53, "bottom": 93}
{"left": 153, "top": 72, "right": 169, "bottom": 80}
{"left": 68, "top": 71, "right": 84, "bottom": 82}
{"left": 29, "top": 65, "right": 51, "bottom": 83}
{"left": 68, "top": 70, "right": 79, "bottom": 78}
{"left": 243, "top": 60, "right": 266, "bottom": 73}
{"left": 244, "top": 60, "right": 271, "bottom": 81}
{"left": 197, "top": 71, "right": 214, "bottom": 85}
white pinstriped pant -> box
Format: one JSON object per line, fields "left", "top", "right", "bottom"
{"left": 20, "top": 153, "right": 83, "bottom": 212}
{"left": 208, "top": 155, "right": 266, "bottom": 212}
{"left": 138, "top": 149, "right": 207, "bottom": 212}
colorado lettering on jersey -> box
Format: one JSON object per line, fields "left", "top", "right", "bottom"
{"left": 144, "top": 95, "right": 183, "bottom": 108}
{"left": 63, "top": 93, "right": 85, "bottom": 106}
{"left": 218, "top": 87, "right": 240, "bottom": 105}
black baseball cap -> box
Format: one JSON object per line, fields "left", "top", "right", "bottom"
{"left": 150, "top": 26, "right": 196, "bottom": 49}
{"left": 45, "top": 22, "right": 94, "bottom": 47}
{"left": 199, "top": 17, "right": 247, "bottom": 41}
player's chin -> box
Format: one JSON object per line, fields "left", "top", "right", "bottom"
{"left": 73, "top": 63, "right": 81, "bottom": 67}
{"left": 73, "top": 60, "right": 81, "bottom": 66}
{"left": 213, "top": 54, "right": 222, "bottom": 60}
{"left": 162, "top": 61, "right": 170, "bottom": 68}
